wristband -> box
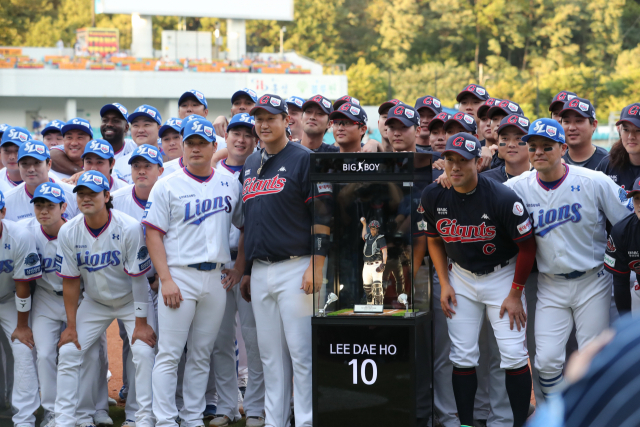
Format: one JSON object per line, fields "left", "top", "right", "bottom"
{"left": 15, "top": 294, "right": 31, "bottom": 312}
{"left": 134, "top": 302, "right": 149, "bottom": 318}
{"left": 512, "top": 282, "right": 524, "bottom": 291}
{"left": 313, "top": 234, "right": 330, "bottom": 257}
{"left": 244, "top": 260, "right": 253, "bottom": 277}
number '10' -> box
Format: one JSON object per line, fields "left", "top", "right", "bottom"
{"left": 348, "top": 359, "right": 377, "bottom": 385}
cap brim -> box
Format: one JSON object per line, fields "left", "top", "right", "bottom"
{"left": 626, "top": 190, "right": 640, "bottom": 199}
{"left": 61, "top": 124, "right": 92, "bottom": 138}
{"left": 548, "top": 101, "right": 565, "bottom": 112}
{"left": 497, "top": 123, "right": 527, "bottom": 136}
{"left": 179, "top": 93, "right": 207, "bottom": 108}
{"left": 19, "top": 153, "right": 49, "bottom": 161}
{"left": 302, "top": 100, "right": 331, "bottom": 115}
{"left": 521, "top": 134, "right": 562, "bottom": 143}
{"left": 231, "top": 91, "right": 256, "bottom": 105}
{"left": 30, "top": 194, "right": 65, "bottom": 204}
{"left": 442, "top": 148, "right": 476, "bottom": 160}
{"left": 128, "top": 112, "right": 160, "bottom": 125}
{"left": 333, "top": 100, "right": 349, "bottom": 110}
{"left": 128, "top": 154, "right": 163, "bottom": 166}
{"left": 415, "top": 105, "right": 439, "bottom": 115}
{"left": 476, "top": 105, "right": 491, "bottom": 119}
{"left": 82, "top": 151, "right": 112, "bottom": 159}
{"left": 616, "top": 118, "right": 640, "bottom": 128}
{"left": 159, "top": 125, "right": 180, "bottom": 138}
{"left": 427, "top": 119, "right": 446, "bottom": 131}
{"left": 377, "top": 102, "right": 396, "bottom": 114}
{"left": 385, "top": 116, "right": 415, "bottom": 127}
{"left": 329, "top": 111, "right": 358, "bottom": 122}
{"left": 183, "top": 133, "right": 216, "bottom": 143}
{"left": 559, "top": 106, "right": 590, "bottom": 118}
{"left": 41, "top": 126, "right": 61, "bottom": 136}
{"left": 100, "top": 105, "right": 127, "bottom": 120}
{"left": 487, "top": 106, "right": 511, "bottom": 119}
{"left": 443, "top": 119, "right": 474, "bottom": 133}
{"left": 250, "top": 105, "right": 284, "bottom": 116}
{"left": 456, "top": 90, "right": 482, "bottom": 102}
{"left": 73, "top": 183, "right": 105, "bottom": 193}
{"left": 227, "top": 122, "right": 254, "bottom": 133}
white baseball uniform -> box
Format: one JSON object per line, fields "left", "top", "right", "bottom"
{"left": 161, "top": 157, "right": 183, "bottom": 176}
{"left": 108, "top": 175, "right": 130, "bottom": 192}
{"left": 505, "top": 165, "right": 633, "bottom": 398}
{"left": 52, "top": 139, "right": 137, "bottom": 161}
{"left": 4, "top": 181, "right": 79, "bottom": 222}
{"left": 143, "top": 167, "right": 243, "bottom": 427}
{"left": 54, "top": 210, "right": 155, "bottom": 427}
{"left": 0, "top": 219, "right": 42, "bottom": 427}
{"left": 0, "top": 170, "right": 63, "bottom": 191}
{"left": 114, "top": 142, "right": 167, "bottom": 184}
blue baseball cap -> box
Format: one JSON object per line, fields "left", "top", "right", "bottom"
{"left": 231, "top": 88, "right": 258, "bottom": 104}
{"left": 444, "top": 112, "right": 477, "bottom": 134}
{"left": 128, "top": 105, "right": 162, "bottom": 125}
{"left": 183, "top": 117, "right": 216, "bottom": 143}
{"left": 159, "top": 118, "right": 183, "bottom": 138}
{"left": 521, "top": 118, "right": 566, "bottom": 144}
{"left": 30, "top": 182, "right": 66, "bottom": 204}
{"left": 128, "top": 144, "right": 163, "bottom": 166}
{"left": 0, "top": 124, "right": 8, "bottom": 136}
{"left": 415, "top": 96, "right": 443, "bottom": 115}
{"left": 497, "top": 114, "right": 530, "bottom": 135}
{"left": 100, "top": 103, "right": 129, "bottom": 121}
{"left": 82, "top": 139, "right": 115, "bottom": 159}
{"left": 0, "top": 190, "right": 4, "bottom": 209}
{"left": 250, "top": 94, "right": 289, "bottom": 116}
{"left": 74, "top": 170, "right": 110, "bottom": 193}
{"left": 227, "top": 113, "right": 255, "bottom": 132}
{"left": 1, "top": 126, "right": 31, "bottom": 146}
{"left": 443, "top": 133, "right": 482, "bottom": 160}
{"left": 61, "top": 118, "right": 93, "bottom": 138}
{"left": 286, "top": 96, "right": 305, "bottom": 110}
{"left": 41, "top": 120, "right": 65, "bottom": 136}
{"left": 179, "top": 90, "right": 208, "bottom": 109}
{"left": 180, "top": 114, "right": 207, "bottom": 134}
{"left": 385, "top": 104, "right": 420, "bottom": 127}
{"left": 19, "top": 140, "right": 50, "bottom": 161}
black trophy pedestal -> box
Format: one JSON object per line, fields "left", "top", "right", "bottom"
{"left": 312, "top": 314, "right": 433, "bottom": 427}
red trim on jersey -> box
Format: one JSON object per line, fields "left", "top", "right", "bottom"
{"left": 15, "top": 275, "right": 42, "bottom": 281}
{"left": 536, "top": 165, "right": 569, "bottom": 191}
{"left": 84, "top": 211, "right": 112, "bottom": 238}
{"left": 114, "top": 145, "right": 124, "bottom": 155}
{"left": 179, "top": 157, "right": 185, "bottom": 168}
{"left": 183, "top": 166, "right": 214, "bottom": 183}
{"left": 512, "top": 230, "right": 533, "bottom": 241}
{"left": 220, "top": 159, "right": 236, "bottom": 174}
{"left": 108, "top": 176, "right": 114, "bottom": 190}
{"left": 131, "top": 186, "right": 146, "bottom": 209}
{"left": 6, "top": 170, "right": 22, "bottom": 187}
{"left": 124, "top": 265, "right": 152, "bottom": 277}
{"left": 40, "top": 225, "right": 58, "bottom": 241}
{"left": 141, "top": 220, "right": 166, "bottom": 235}
{"left": 604, "top": 264, "right": 628, "bottom": 274}
{"left": 56, "top": 272, "right": 81, "bottom": 279}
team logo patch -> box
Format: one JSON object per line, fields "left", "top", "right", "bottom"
{"left": 25, "top": 253, "right": 39, "bottom": 266}
{"left": 567, "top": 94, "right": 577, "bottom": 100}
{"left": 546, "top": 126, "right": 557, "bottom": 137}
{"left": 463, "top": 114, "right": 474, "bottom": 125}
{"left": 148, "top": 110, "right": 156, "bottom": 118}
{"left": 604, "top": 254, "right": 616, "bottom": 268}
{"left": 317, "top": 183, "right": 332, "bottom": 193}
{"left": 417, "top": 220, "right": 427, "bottom": 231}
{"left": 17, "top": 131, "right": 28, "bottom": 142}
{"left": 465, "top": 140, "right": 476, "bottom": 151}
{"left": 350, "top": 106, "right": 361, "bottom": 116}
{"left": 517, "top": 218, "right": 532, "bottom": 235}
{"left": 204, "top": 126, "right": 213, "bottom": 137}
{"left": 607, "top": 236, "right": 616, "bottom": 252}
{"left": 51, "top": 187, "right": 61, "bottom": 197}
{"left": 270, "top": 98, "right": 282, "bottom": 107}
{"left": 405, "top": 109, "right": 415, "bottom": 119}
{"left": 578, "top": 102, "right": 589, "bottom": 112}
{"left": 322, "top": 99, "right": 331, "bottom": 109}
{"left": 417, "top": 202, "right": 425, "bottom": 214}
{"left": 476, "top": 87, "right": 486, "bottom": 95}
{"left": 512, "top": 201, "right": 524, "bottom": 216}
{"left": 452, "top": 136, "right": 464, "bottom": 147}
{"left": 518, "top": 117, "right": 529, "bottom": 127}
{"left": 259, "top": 95, "right": 270, "bottom": 104}
{"left": 295, "top": 98, "right": 303, "bottom": 107}
{"left": 147, "top": 148, "right": 158, "bottom": 158}
{"left": 117, "top": 105, "right": 127, "bottom": 115}
{"left": 137, "top": 246, "right": 149, "bottom": 260}
{"left": 192, "top": 90, "right": 204, "bottom": 100}
{"left": 433, "top": 98, "right": 441, "bottom": 108}
{"left": 351, "top": 97, "right": 360, "bottom": 105}
{"left": 508, "top": 102, "right": 518, "bottom": 112}
{"left": 569, "top": 99, "right": 579, "bottom": 108}
{"left": 508, "top": 115, "right": 518, "bottom": 124}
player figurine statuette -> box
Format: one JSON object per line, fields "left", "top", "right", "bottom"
{"left": 360, "top": 218, "right": 388, "bottom": 306}
{"left": 397, "top": 293, "right": 412, "bottom": 317}
{"left": 318, "top": 292, "right": 339, "bottom": 317}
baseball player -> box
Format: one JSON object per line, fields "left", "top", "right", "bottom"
{"left": 481, "top": 115, "right": 532, "bottom": 183}
{"left": 0, "top": 189, "right": 42, "bottom": 427}
{"left": 423, "top": 132, "right": 537, "bottom": 427}
{"left": 385, "top": 103, "right": 420, "bottom": 152}
{"left": 376, "top": 99, "right": 402, "bottom": 152}
{"left": 549, "top": 91, "right": 578, "bottom": 122}
{"left": 179, "top": 90, "right": 209, "bottom": 120}
{"left": 144, "top": 117, "right": 243, "bottom": 427}
{"left": 54, "top": 170, "right": 156, "bottom": 427}
{"left": 239, "top": 94, "right": 332, "bottom": 427}
{"left": 0, "top": 126, "right": 32, "bottom": 191}
{"left": 605, "top": 177, "right": 640, "bottom": 316}
{"left": 414, "top": 96, "right": 443, "bottom": 150}
{"left": 476, "top": 98, "right": 500, "bottom": 147}
{"left": 211, "top": 88, "right": 256, "bottom": 135}
{"left": 285, "top": 96, "right": 305, "bottom": 141}
{"left": 559, "top": 98, "right": 607, "bottom": 170}
{"left": 359, "top": 219, "right": 387, "bottom": 305}
{"left": 329, "top": 102, "right": 368, "bottom": 153}
{"left": 40, "top": 120, "right": 65, "bottom": 148}
{"left": 443, "top": 113, "right": 477, "bottom": 139}
{"left": 456, "top": 84, "right": 489, "bottom": 118}
{"left": 50, "top": 118, "right": 94, "bottom": 179}
{"left": 504, "top": 118, "right": 633, "bottom": 399}
{"left": 159, "top": 118, "right": 184, "bottom": 161}
{"left": 82, "top": 139, "right": 129, "bottom": 192}
{"left": 299, "top": 95, "right": 339, "bottom": 153}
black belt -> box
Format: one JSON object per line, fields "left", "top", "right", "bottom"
{"left": 257, "top": 255, "right": 297, "bottom": 263}
{"left": 472, "top": 259, "right": 511, "bottom": 276}
{"left": 230, "top": 250, "right": 238, "bottom": 261}
{"left": 556, "top": 270, "right": 586, "bottom": 280}
{"left": 54, "top": 290, "right": 63, "bottom": 297}
{"left": 187, "top": 262, "right": 219, "bottom": 271}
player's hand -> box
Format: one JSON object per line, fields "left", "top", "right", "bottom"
{"left": 58, "top": 327, "right": 81, "bottom": 350}
{"left": 433, "top": 158, "right": 445, "bottom": 170}
{"left": 376, "top": 263, "right": 386, "bottom": 273}
{"left": 361, "top": 140, "right": 381, "bottom": 152}
{"left": 132, "top": 323, "right": 157, "bottom": 348}
{"left": 500, "top": 291, "right": 527, "bottom": 331}
{"left": 149, "top": 273, "right": 159, "bottom": 293}
{"left": 222, "top": 267, "right": 243, "bottom": 291}
{"left": 62, "top": 171, "right": 83, "bottom": 185}
{"left": 436, "top": 173, "right": 452, "bottom": 189}
{"left": 11, "top": 326, "right": 35, "bottom": 349}
{"left": 360, "top": 217, "right": 366, "bottom": 224}
{"left": 301, "top": 262, "right": 315, "bottom": 295}
{"left": 213, "top": 115, "right": 229, "bottom": 138}
{"left": 161, "top": 278, "right": 184, "bottom": 309}
{"left": 240, "top": 276, "right": 251, "bottom": 302}
{"left": 440, "top": 284, "right": 457, "bottom": 318}
{"left": 478, "top": 146, "right": 492, "bottom": 172}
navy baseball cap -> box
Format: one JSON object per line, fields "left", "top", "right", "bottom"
{"left": 443, "top": 133, "right": 482, "bottom": 159}
{"left": 428, "top": 112, "right": 452, "bottom": 131}
{"left": 497, "top": 114, "right": 530, "bottom": 135}
{"left": 100, "top": 103, "right": 129, "bottom": 121}
{"left": 487, "top": 100, "right": 523, "bottom": 118}
{"left": 521, "top": 118, "right": 566, "bottom": 144}
{"left": 0, "top": 190, "right": 5, "bottom": 209}
{"left": 250, "top": 94, "right": 289, "bottom": 116}
{"left": 329, "top": 102, "right": 368, "bottom": 124}
{"left": 414, "top": 96, "right": 443, "bottom": 115}
{"left": 159, "top": 118, "right": 183, "bottom": 138}
{"left": 444, "top": 112, "right": 477, "bottom": 134}
{"left": 30, "top": 182, "right": 66, "bottom": 204}
{"left": 227, "top": 113, "right": 255, "bottom": 132}
{"left": 179, "top": 90, "right": 208, "bottom": 109}
{"left": 477, "top": 98, "right": 502, "bottom": 119}
{"left": 18, "top": 140, "right": 50, "bottom": 161}
{"left": 128, "top": 105, "right": 162, "bottom": 125}
{"left": 74, "top": 170, "right": 110, "bottom": 193}
{"left": 286, "top": 96, "right": 305, "bottom": 110}
{"left": 626, "top": 177, "right": 640, "bottom": 198}
{"left": 82, "top": 139, "right": 114, "bottom": 159}
{"left": 128, "top": 144, "right": 163, "bottom": 166}
{"left": 231, "top": 88, "right": 258, "bottom": 104}
{"left": 182, "top": 117, "right": 216, "bottom": 143}
{"left": 302, "top": 94, "right": 334, "bottom": 115}
{"left": 549, "top": 91, "right": 578, "bottom": 112}
{"left": 616, "top": 103, "right": 640, "bottom": 128}
{"left": 456, "top": 84, "right": 489, "bottom": 102}
{"left": 41, "top": 120, "right": 65, "bottom": 136}
{"left": 378, "top": 99, "right": 402, "bottom": 115}
{"left": 385, "top": 104, "right": 420, "bottom": 127}
{"left": 61, "top": 118, "right": 93, "bottom": 138}
{"left": 1, "top": 126, "right": 31, "bottom": 146}
{"left": 334, "top": 95, "right": 360, "bottom": 110}
{"left": 560, "top": 97, "right": 596, "bottom": 120}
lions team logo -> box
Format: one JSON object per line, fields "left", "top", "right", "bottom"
{"left": 204, "top": 126, "right": 213, "bottom": 137}
{"left": 25, "top": 253, "right": 39, "bottom": 266}
{"left": 137, "top": 246, "right": 149, "bottom": 260}
{"left": 533, "top": 121, "right": 545, "bottom": 133}
{"left": 270, "top": 98, "right": 282, "bottom": 107}
{"left": 135, "top": 106, "right": 146, "bottom": 113}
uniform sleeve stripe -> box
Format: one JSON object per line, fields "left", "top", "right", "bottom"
{"left": 141, "top": 221, "right": 166, "bottom": 235}
{"left": 604, "top": 265, "right": 629, "bottom": 275}
{"left": 56, "top": 272, "right": 81, "bottom": 279}
{"left": 15, "top": 276, "right": 41, "bottom": 282}
{"left": 425, "top": 231, "right": 439, "bottom": 236}
{"left": 513, "top": 230, "right": 533, "bottom": 241}
{"left": 124, "top": 266, "right": 152, "bottom": 277}
{"left": 304, "top": 194, "right": 332, "bottom": 203}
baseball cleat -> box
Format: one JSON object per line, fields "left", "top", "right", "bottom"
{"left": 119, "top": 385, "right": 128, "bottom": 401}
{"left": 209, "top": 415, "right": 232, "bottom": 427}
{"left": 245, "top": 416, "right": 266, "bottom": 427}
{"left": 108, "top": 397, "right": 117, "bottom": 406}
{"left": 203, "top": 404, "right": 217, "bottom": 419}
{"left": 121, "top": 420, "right": 136, "bottom": 427}
{"left": 93, "top": 409, "right": 113, "bottom": 427}
{"left": 40, "top": 411, "right": 55, "bottom": 427}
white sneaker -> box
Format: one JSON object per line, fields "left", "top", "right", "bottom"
{"left": 209, "top": 415, "right": 233, "bottom": 427}
{"left": 121, "top": 420, "right": 136, "bottom": 427}
{"left": 245, "top": 416, "right": 266, "bottom": 427}
{"left": 108, "top": 397, "right": 118, "bottom": 406}
{"left": 41, "top": 411, "right": 55, "bottom": 427}
{"left": 93, "top": 409, "right": 114, "bottom": 427}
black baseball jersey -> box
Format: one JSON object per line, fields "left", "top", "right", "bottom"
{"left": 364, "top": 232, "right": 386, "bottom": 262}
{"left": 422, "top": 175, "right": 533, "bottom": 273}
{"left": 563, "top": 145, "right": 608, "bottom": 170}
{"left": 313, "top": 142, "right": 340, "bottom": 153}
{"left": 596, "top": 155, "right": 640, "bottom": 191}
{"left": 490, "top": 151, "right": 505, "bottom": 169}
{"left": 481, "top": 165, "right": 514, "bottom": 184}
{"left": 241, "top": 142, "right": 332, "bottom": 261}
{"left": 604, "top": 212, "right": 640, "bottom": 276}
